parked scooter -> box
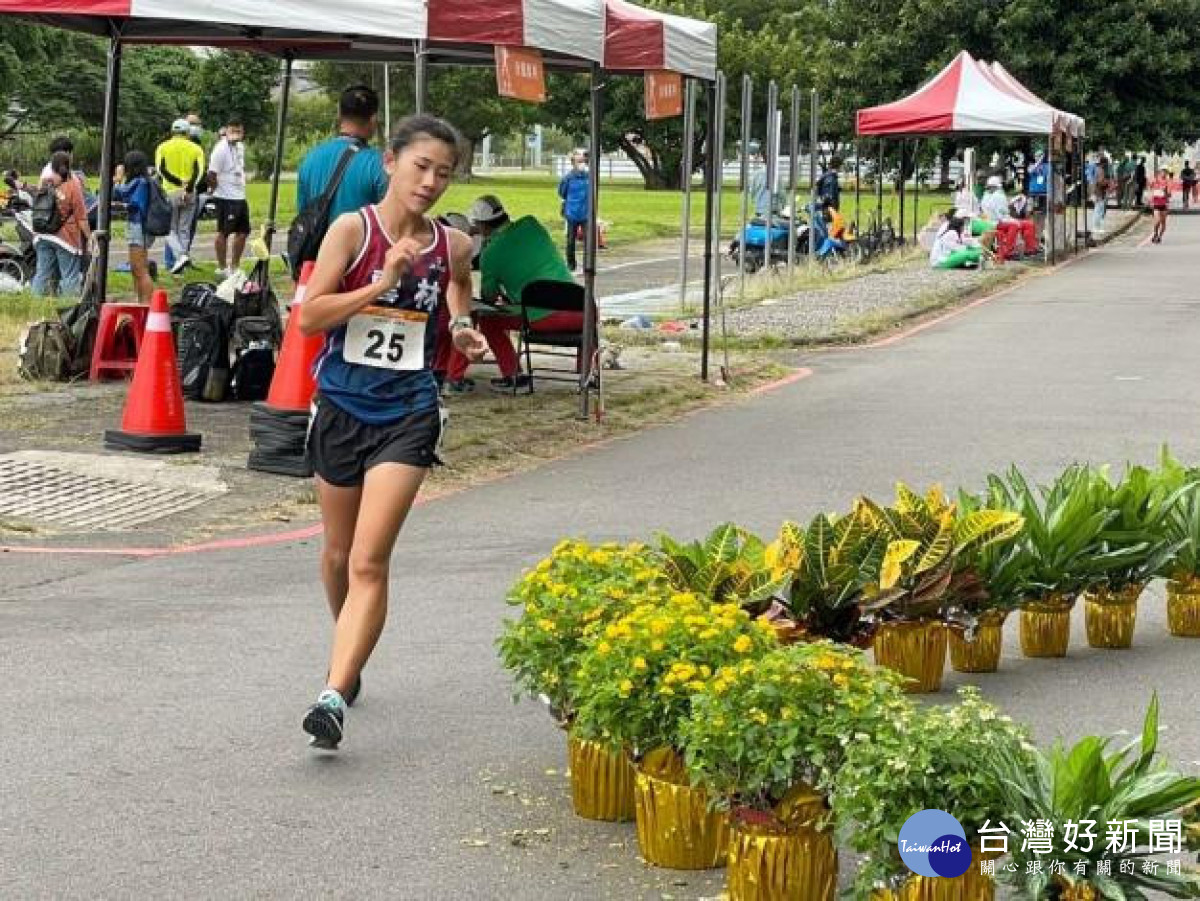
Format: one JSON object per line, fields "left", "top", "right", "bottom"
{"left": 728, "top": 208, "right": 809, "bottom": 273}
{"left": 0, "top": 186, "right": 37, "bottom": 287}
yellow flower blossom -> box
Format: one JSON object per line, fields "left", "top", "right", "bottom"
{"left": 597, "top": 641, "right": 612, "bottom": 656}
{"left": 750, "top": 709, "right": 769, "bottom": 726}
{"left": 633, "top": 657, "right": 648, "bottom": 672}
{"left": 618, "top": 679, "right": 634, "bottom": 697}
{"left": 538, "top": 618, "right": 557, "bottom": 632}
{"left": 699, "top": 665, "right": 712, "bottom": 678}
{"left": 649, "top": 618, "right": 670, "bottom": 636}
{"left": 651, "top": 640, "right": 665, "bottom": 652}
{"left": 659, "top": 685, "right": 675, "bottom": 697}
{"left": 781, "top": 707, "right": 794, "bottom": 720}
{"left": 687, "top": 680, "right": 706, "bottom": 692}
{"left": 733, "top": 635, "right": 754, "bottom": 654}
{"left": 833, "top": 674, "right": 850, "bottom": 688}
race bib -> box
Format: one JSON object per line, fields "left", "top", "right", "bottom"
{"left": 343, "top": 306, "right": 427, "bottom": 371}
{"left": 1152, "top": 188, "right": 1167, "bottom": 199}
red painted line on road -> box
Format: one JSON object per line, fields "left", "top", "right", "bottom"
{"left": 750, "top": 367, "right": 814, "bottom": 394}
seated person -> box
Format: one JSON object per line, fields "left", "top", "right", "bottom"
{"left": 980, "top": 176, "right": 1038, "bottom": 261}
{"left": 813, "top": 201, "right": 848, "bottom": 258}
{"left": 443, "top": 195, "right": 583, "bottom": 392}
{"left": 929, "top": 215, "right": 983, "bottom": 269}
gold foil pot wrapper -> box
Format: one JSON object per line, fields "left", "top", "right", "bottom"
{"left": 1082, "top": 583, "right": 1142, "bottom": 649}
{"left": 1167, "top": 577, "right": 1200, "bottom": 637}
{"left": 872, "top": 847, "right": 999, "bottom": 901}
{"left": 567, "top": 732, "right": 636, "bottom": 822}
{"left": 726, "top": 784, "right": 837, "bottom": 901}
{"left": 948, "top": 616, "right": 1005, "bottom": 673}
{"left": 1019, "top": 595, "right": 1073, "bottom": 658}
{"left": 634, "top": 747, "right": 730, "bottom": 870}
{"left": 873, "top": 620, "right": 947, "bottom": 693}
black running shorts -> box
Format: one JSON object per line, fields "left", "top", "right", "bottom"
{"left": 306, "top": 397, "right": 444, "bottom": 487}
{"left": 213, "top": 198, "right": 251, "bottom": 236}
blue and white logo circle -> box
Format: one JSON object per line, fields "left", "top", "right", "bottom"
{"left": 898, "top": 809, "right": 972, "bottom": 878}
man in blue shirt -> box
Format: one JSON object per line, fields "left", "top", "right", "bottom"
{"left": 557, "top": 150, "right": 590, "bottom": 273}
{"left": 297, "top": 85, "right": 390, "bottom": 226}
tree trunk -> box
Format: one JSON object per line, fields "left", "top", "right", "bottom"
{"left": 459, "top": 136, "right": 477, "bottom": 180}
{"left": 618, "top": 135, "right": 670, "bottom": 189}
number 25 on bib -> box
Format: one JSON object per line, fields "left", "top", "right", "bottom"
{"left": 343, "top": 307, "right": 427, "bottom": 371}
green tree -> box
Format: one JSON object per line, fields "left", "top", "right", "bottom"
{"left": 189, "top": 50, "right": 280, "bottom": 137}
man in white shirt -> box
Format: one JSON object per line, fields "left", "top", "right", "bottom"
{"left": 206, "top": 119, "right": 251, "bottom": 278}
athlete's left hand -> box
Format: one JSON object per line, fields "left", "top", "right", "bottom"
{"left": 452, "top": 327, "right": 488, "bottom": 362}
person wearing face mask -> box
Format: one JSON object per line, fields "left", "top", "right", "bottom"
{"left": 297, "top": 115, "right": 487, "bottom": 751}
{"left": 557, "top": 150, "right": 591, "bottom": 274}
{"left": 206, "top": 119, "right": 251, "bottom": 278}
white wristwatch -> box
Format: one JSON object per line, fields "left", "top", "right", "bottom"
{"left": 450, "top": 315, "right": 473, "bottom": 332}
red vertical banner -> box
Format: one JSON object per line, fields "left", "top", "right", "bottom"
{"left": 495, "top": 46, "right": 547, "bottom": 103}
{"left": 645, "top": 70, "right": 683, "bottom": 120}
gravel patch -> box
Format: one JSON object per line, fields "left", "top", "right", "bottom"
{"left": 702, "top": 210, "right": 1142, "bottom": 341}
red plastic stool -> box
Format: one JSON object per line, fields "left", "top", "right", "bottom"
{"left": 90, "top": 303, "right": 150, "bottom": 381}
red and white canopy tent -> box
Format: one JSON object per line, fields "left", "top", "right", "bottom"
{"left": 0, "top": 0, "right": 722, "bottom": 402}
{"left": 855, "top": 50, "right": 1085, "bottom": 262}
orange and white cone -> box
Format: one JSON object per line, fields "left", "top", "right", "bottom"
{"left": 104, "top": 289, "right": 202, "bottom": 453}
{"left": 264, "top": 260, "right": 323, "bottom": 412}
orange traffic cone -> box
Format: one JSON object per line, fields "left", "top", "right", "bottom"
{"left": 104, "top": 289, "right": 202, "bottom": 453}
{"left": 265, "top": 260, "right": 324, "bottom": 411}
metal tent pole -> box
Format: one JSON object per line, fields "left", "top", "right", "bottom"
{"left": 711, "top": 72, "right": 728, "bottom": 381}
{"left": 1047, "top": 138, "right": 1055, "bottom": 264}
{"left": 855, "top": 141, "right": 861, "bottom": 238}
{"left": 383, "top": 63, "right": 391, "bottom": 137}
{"left": 263, "top": 54, "right": 294, "bottom": 272}
{"left": 701, "top": 79, "right": 718, "bottom": 383}
{"left": 579, "top": 64, "right": 603, "bottom": 420}
{"left": 913, "top": 139, "right": 921, "bottom": 243}
{"left": 808, "top": 88, "right": 818, "bottom": 267}
{"left": 737, "top": 75, "right": 752, "bottom": 299}
{"left": 899, "top": 139, "right": 907, "bottom": 243}
{"left": 94, "top": 28, "right": 124, "bottom": 304}
{"left": 415, "top": 40, "right": 428, "bottom": 114}
{"left": 787, "top": 86, "right": 800, "bottom": 276}
{"left": 678, "top": 78, "right": 697, "bottom": 314}
{"left": 877, "top": 139, "right": 884, "bottom": 233}
{"left": 764, "top": 80, "right": 778, "bottom": 273}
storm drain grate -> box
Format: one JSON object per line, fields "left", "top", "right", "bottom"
{"left": 0, "top": 457, "right": 213, "bottom": 531}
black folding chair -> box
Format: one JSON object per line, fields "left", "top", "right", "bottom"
{"left": 515, "top": 279, "right": 595, "bottom": 396}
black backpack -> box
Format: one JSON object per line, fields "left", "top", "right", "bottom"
{"left": 171, "top": 283, "right": 232, "bottom": 402}
{"left": 31, "top": 184, "right": 63, "bottom": 234}
{"left": 144, "top": 178, "right": 174, "bottom": 237}
{"left": 235, "top": 260, "right": 284, "bottom": 344}
{"left": 229, "top": 316, "right": 277, "bottom": 402}
{"left": 286, "top": 140, "right": 361, "bottom": 281}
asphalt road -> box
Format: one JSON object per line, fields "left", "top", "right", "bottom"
{"left": 4, "top": 215, "right": 1200, "bottom": 899}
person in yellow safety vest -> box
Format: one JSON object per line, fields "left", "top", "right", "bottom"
{"left": 154, "top": 119, "right": 206, "bottom": 275}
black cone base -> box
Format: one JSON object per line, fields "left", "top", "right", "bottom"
{"left": 104, "top": 429, "right": 202, "bottom": 454}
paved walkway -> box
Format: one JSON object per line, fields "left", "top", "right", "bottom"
{"left": 4, "top": 214, "right": 1200, "bottom": 898}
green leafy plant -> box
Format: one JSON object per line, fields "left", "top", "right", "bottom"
{"left": 831, "top": 687, "right": 1038, "bottom": 897}
{"left": 947, "top": 486, "right": 1033, "bottom": 631}
{"left": 571, "top": 593, "right": 778, "bottom": 755}
{"left": 989, "top": 465, "right": 1141, "bottom": 602}
{"left": 772, "top": 507, "right": 890, "bottom": 646}
{"left": 679, "top": 642, "right": 909, "bottom": 820}
{"left": 1091, "top": 464, "right": 1186, "bottom": 596}
{"left": 496, "top": 540, "right": 672, "bottom": 720}
{"left": 1156, "top": 449, "right": 1200, "bottom": 583}
{"left": 858, "top": 483, "right": 1024, "bottom": 621}
{"left": 993, "top": 694, "right": 1200, "bottom": 900}
{"left": 657, "top": 524, "right": 790, "bottom": 612}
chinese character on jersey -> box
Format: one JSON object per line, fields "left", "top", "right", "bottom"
{"left": 1021, "top": 819, "right": 1055, "bottom": 855}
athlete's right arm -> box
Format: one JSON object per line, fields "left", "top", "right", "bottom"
{"left": 299, "top": 214, "right": 390, "bottom": 336}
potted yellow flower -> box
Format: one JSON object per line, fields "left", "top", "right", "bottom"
{"left": 496, "top": 539, "right": 672, "bottom": 821}
{"left": 680, "top": 643, "right": 909, "bottom": 901}
{"left": 572, "top": 593, "right": 778, "bottom": 869}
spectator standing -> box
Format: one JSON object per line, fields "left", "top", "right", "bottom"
{"left": 1181, "top": 161, "right": 1196, "bottom": 210}
{"left": 155, "top": 118, "right": 206, "bottom": 274}
{"left": 207, "top": 119, "right": 251, "bottom": 278}
{"left": 297, "top": 85, "right": 389, "bottom": 228}
{"left": 31, "top": 151, "right": 90, "bottom": 296}
{"left": 1091, "top": 152, "right": 1111, "bottom": 233}
{"left": 112, "top": 150, "right": 156, "bottom": 303}
{"left": 40, "top": 135, "right": 97, "bottom": 231}
{"left": 1134, "top": 157, "right": 1147, "bottom": 208}
{"left": 1117, "top": 154, "right": 1135, "bottom": 208}
{"left": 816, "top": 156, "right": 842, "bottom": 210}
{"left": 557, "top": 150, "right": 590, "bottom": 274}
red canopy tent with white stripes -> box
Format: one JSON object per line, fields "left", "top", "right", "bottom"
{"left": 0, "top": 0, "right": 721, "bottom": 402}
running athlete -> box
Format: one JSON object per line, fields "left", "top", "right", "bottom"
{"left": 1148, "top": 168, "right": 1171, "bottom": 244}
{"left": 298, "top": 115, "right": 486, "bottom": 750}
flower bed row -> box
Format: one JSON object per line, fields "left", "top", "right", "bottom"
{"left": 497, "top": 453, "right": 1200, "bottom": 899}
